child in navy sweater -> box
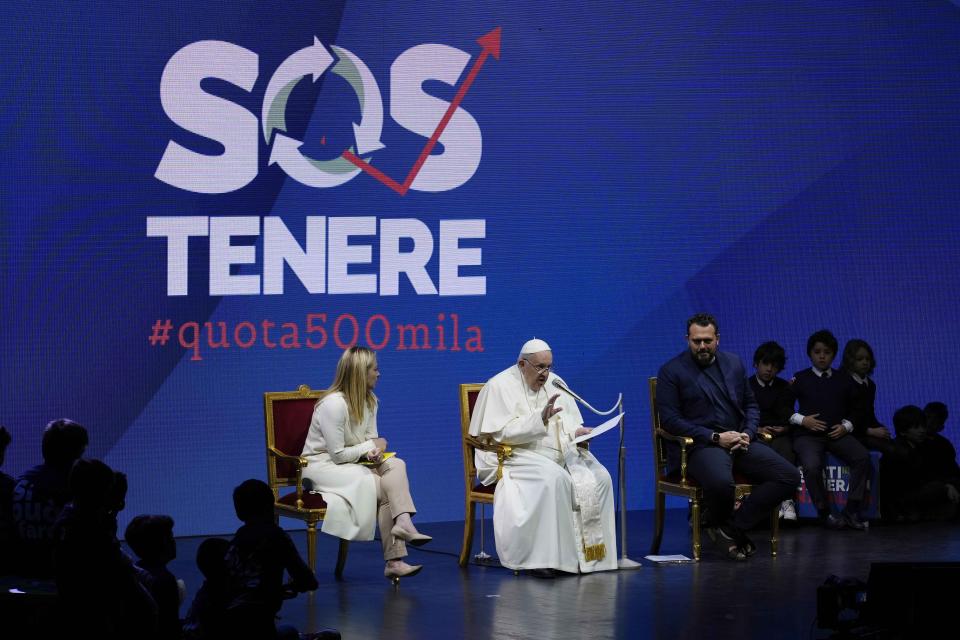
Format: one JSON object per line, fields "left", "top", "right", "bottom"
{"left": 841, "top": 339, "right": 896, "bottom": 456}
{"left": 790, "top": 330, "right": 871, "bottom": 530}
{"left": 749, "top": 341, "right": 799, "bottom": 521}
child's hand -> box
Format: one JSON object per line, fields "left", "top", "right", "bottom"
{"left": 947, "top": 484, "right": 960, "bottom": 504}
{"left": 867, "top": 426, "right": 890, "bottom": 439}
{"left": 827, "top": 424, "right": 847, "bottom": 439}
{"left": 802, "top": 414, "right": 827, "bottom": 431}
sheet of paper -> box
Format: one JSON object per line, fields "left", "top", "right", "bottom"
{"left": 644, "top": 554, "right": 693, "bottom": 563}
{"left": 572, "top": 412, "right": 624, "bottom": 443}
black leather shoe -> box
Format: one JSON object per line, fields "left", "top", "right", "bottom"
{"left": 300, "top": 630, "right": 341, "bottom": 640}
{"left": 528, "top": 568, "right": 559, "bottom": 578}
{"left": 841, "top": 511, "right": 869, "bottom": 531}
{"left": 707, "top": 526, "right": 747, "bottom": 561}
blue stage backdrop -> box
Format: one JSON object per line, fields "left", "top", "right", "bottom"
{"left": 2, "top": 1, "right": 959, "bottom": 537}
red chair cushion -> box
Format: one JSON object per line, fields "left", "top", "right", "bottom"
{"left": 277, "top": 491, "right": 328, "bottom": 510}
{"left": 471, "top": 483, "right": 495, "bottom": 495}
{"left": 467, "top": 390, "right": 480, "bottom": 416}
{"left": 272, "top": 397, "right": 317, "bottom": 477}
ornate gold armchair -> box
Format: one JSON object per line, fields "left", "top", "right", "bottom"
{"left": 264, "top": 384, "right": 349, "bottom": 577}
{"left": 648, "top": 377, "right": 780, "bottom": 561}
{"left": 458, "top": 383, "right": 514, "bottom": 567}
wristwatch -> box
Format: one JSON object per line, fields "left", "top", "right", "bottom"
{"left": 711, "top": 432, "right": 720, "bottom": 444}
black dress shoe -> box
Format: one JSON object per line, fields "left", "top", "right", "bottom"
{"left": 707, "top": 526, "right": 747, "bottom": 561}
{"left": 528, "top": 568, "right": 559, "bottom": 578}
{"left": 731, "top": 528, "right": 756, "bottom": 556}
{"left": 300, "top": 630, "right": 341, "bottom": 640}
{"left": 840, "top": 511, "right": 869, "bottom": 531}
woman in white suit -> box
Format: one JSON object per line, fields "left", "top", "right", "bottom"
{"left": 301, "top": 346, "right": 431, "bottom": 580}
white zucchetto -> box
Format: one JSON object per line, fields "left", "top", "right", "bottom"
{"left": 519, "top": 338, "right": 551, "bottom": 359}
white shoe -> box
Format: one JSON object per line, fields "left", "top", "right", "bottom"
{"left": 779, "top": 499, "right": 797, "bottom": 521}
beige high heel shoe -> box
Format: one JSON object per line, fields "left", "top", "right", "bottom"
{"left": 390, "top": 523, "right": 432, "bottom": 546}
{"left": 384, "top": 562, "right": 423, "bottom": 585}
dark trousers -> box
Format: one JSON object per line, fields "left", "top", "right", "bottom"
{"left": 761, "top": 434, "right": 796, "bottom": 466}
{"left": 793, "top": 434, "right": 870, "bottom": 514}
{"left": 687, "top": 443, "right": 801, "bottom": 531}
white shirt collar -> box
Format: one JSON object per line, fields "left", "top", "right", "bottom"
{"left": 850, "top": 372, "right": 870, "bottom": 385}
{"left": 812, "top": 367, "right": 831, "bottom": 378}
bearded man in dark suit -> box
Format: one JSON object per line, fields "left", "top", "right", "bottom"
{"left": 656, "top": 313, "right": 800, "bottom": 560}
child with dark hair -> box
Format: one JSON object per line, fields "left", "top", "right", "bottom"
{"left": 223, "top": 479, "right": 339, "bottom": 640}
{"left": 790, "top": 330, "right": 871, "bottom": 530}
{"left": 183, "top": 537, "right": 231, "bottom": 640}
{"left": 126, "top": 514, "right": 183, "bottom": 640}
{"left": 12, "top": 418, "right": 89, "bottom": 576}
{"left": 921, "top": 402, "right": 960, "bottom": 492}
{"left": 0, "top": 426, "right": 15, "bottom": 574}
{"left": 841, "top": 339, "right": 896, "bottom": 456}
{"left": 925, "top": 402, "right": 949, "bottom": 434}
{"left": 749, "top": 341, "right": 799, "bottom": 521}
{"left": 880, "top": 406, "right": 960, "bottom": 522}
{"left": 54, "top": 458, "right": 158, "bottom": 639}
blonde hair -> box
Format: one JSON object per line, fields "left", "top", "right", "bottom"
{"left": 320, "top": 346, "right": 378, "bottom": 424}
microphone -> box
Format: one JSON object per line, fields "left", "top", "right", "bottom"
{"left": 552, "top": 376, "right": 621, "bottom": 416}
{"left": 552, "top": 376, "right": 584, "bottom": 403}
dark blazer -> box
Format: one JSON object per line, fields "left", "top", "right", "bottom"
{"left": 656, "top": 350, "right": 760, "bottom": 454}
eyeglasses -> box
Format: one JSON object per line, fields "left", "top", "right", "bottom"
{"left": 523, "top": 358, "right": 553, "bottom": 374}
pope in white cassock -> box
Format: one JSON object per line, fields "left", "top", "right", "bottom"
{"left": 469, "top": 339, "right": 618, "bottom": 574}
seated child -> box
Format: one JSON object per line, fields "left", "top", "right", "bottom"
{"left": 0, "top": 426, "right": 14, "bottom": 574}
{"left": 921, "top": 402, "right": 960, "bottom": 485}
{"left": 749, "top": 341, "right": 799, "bottom": 520}
{"left": 183, "top": 537, "right": 230, "bottom": 640}
{"left": 790, "top": 330, "right": 871, "bottom": 530}
{"left": 880, "top": 405, "right": 959, "bottom": 522}
{"left": 54, "top": 459, "right": 157, "bottom": 639}
{"left": 841, "top": 339, "right": 896, "bottom": 456}
{"left": 222, "top": 479, "right": 339, "bottom": 640}
{"left": 13, "top": 419, "right": 88, "bottom": 576}
{"left": 125, "top": 514, "right": 183, "bottom": 640}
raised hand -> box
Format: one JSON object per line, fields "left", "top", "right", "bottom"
{"left": 541, "top": 393, "right": 563, "bottom": 425}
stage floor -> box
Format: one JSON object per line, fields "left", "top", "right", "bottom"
{"left": 162, "top": 510, "right": 960, "bottom": 640}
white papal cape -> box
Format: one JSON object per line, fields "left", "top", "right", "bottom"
{"left": 469, "top": 366, "right": 617, "bottom": 573}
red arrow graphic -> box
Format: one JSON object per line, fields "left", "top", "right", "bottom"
{"left": 343, "top": 26, "right": 501, "bottom": 195}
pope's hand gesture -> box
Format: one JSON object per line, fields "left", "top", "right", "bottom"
{"left": 542, "top": 394, "right": 563, "bottom": 425}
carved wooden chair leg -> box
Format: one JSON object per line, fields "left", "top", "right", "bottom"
{"left": 650, "top": 491, "right": 665, "bottom": 554}
{"left": 306, "top": 521, "right": 317, "bottom": 578}
{"left": 769, "top": 509, "right": 779, "bottom": 557}
{"left": 690, "top": 498, "right": 702, "bottom": 561}
{"left": 335, "top": 538, "right": 349, "bottom": 578}
{"left": 459, "top": 499, "right": 476, "bottom": 567}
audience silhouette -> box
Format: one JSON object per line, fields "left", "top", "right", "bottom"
{"left": 126, "top": 514, "right": 183, "bottom": 640}
{"left": 0, "top": 426, "right": 14, "bottom": 574}
{"left": 222, "top": 479, "right": 339, "bottom": 640}
{"left": 54, "top": 458, "right": 158, "bottom": 639}
{"left": 12, "top": 419, "right": 88, "bottom": 577}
